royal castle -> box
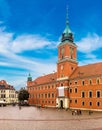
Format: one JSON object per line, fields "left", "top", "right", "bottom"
{"left": 27, "top": 10, "right": 102, "bottom": 111}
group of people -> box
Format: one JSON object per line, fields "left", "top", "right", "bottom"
{"left": 72, "top": 109, "right": 82, "bottom": 115}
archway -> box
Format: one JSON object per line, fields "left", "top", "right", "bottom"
{"left": 60, "top": 100, "right": 63, "bottom": 109}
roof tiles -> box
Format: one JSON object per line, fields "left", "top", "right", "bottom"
{"left": 33, "top": 72, "right": 57, "bottom": 85}
{"left": 70, "top": 62, "right": 102, "bottom": 79}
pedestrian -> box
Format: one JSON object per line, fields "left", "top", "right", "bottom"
{"left": 74, "top": 110, "right": 77, "bottom": 115}
{"left": 19, "top": 105, "right": 21, "bottom": 110}
{"left": 89, "top": 110, "right": 92, "bottom": 115}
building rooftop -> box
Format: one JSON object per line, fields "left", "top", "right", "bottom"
{"left": 70, "top": 62, "right": 102, "bottom": 79}
{"left": 0, "top": 80, "right": 15, "bottom": 90}
{"left": 32, "top": 72, "right": 57, "bottom": 85}
{"left": 29, "top": 62, "right": 102, "bottom": 85}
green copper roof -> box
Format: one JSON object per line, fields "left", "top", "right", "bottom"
{"left": 63, "top": 6, "right": 72, "bottom": 36}
{"left": 27, "top": 73, "right": 32, "bottom": 81}
{"left": 61, "top": 7, "right": 73, "bottom": 43}
{"left": 63, "top": 24, "right": 72, "bottom": 36}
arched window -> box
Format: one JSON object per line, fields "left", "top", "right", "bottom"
{"left": 70, "top": 88, "right": 72, "bottom": 93}
{"left": 97, "top": 78, "right": 100, "bottom": 84}
{"left": 61, "top": 48, "right": 64, "bottom": 59}
{"left": 82, "top": 91, "right": 85, "bottom": 98}
{"left": 82, "top": 80, "right": 85, "bottom": 86}
{"left": 75, "top": 81, "right": 77, "bottom": 85}
{"left": 75, "top": 88, "right": 77, "bottom": 93}
{"left": 89, "top": 102, "right": 92, "bottom": 106}
{"left": 75, "top": 99, "right": 77, "bottom": 104}
{"left": 89, "top": 91, "right": 92, "bottom": 98}
{"left": 96, "top": 91, "right": 101, "bottom": 98}
{"left": 48, "top": 93, "right": 50, "bottom": 98}
{"left": 52, "top": 93, "right": 54, "bottom": 98}
{"left": 70, "top": 47, "right": 74, "bottom": 59}
{"left": 82, "top": 101, "right": 85, "bottom": 106}
{"left": 97, "top": 101, "right": 100, "bottom": 106}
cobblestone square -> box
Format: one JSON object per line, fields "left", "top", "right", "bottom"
{"left": 0, "top": 106, "right": 102, "bottom": 130}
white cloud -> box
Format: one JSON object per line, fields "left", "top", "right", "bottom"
{"left": 76, "top": 33, "right": 102, "bottom": 53}
{"left": 0, "top": 26, "right": 57, "bottom": 89}
{"left": 76, "top": 33, "right": 102, "bottom": 66}
{"left": 11, "top": 35, "right": 57, "bottom": 53}
{"left": 79, "top": 58, "right": 102, "bottom": 66}
{"left": 1, "top": 26, "right": 102, "bottom": 90}
{"left": 0, "top": 27, "right": 57, "bottom": 54}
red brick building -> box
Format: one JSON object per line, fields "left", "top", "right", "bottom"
{"left": 27, "top": 11, "right": 102, "bottom": 111}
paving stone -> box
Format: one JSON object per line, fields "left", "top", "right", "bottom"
{"left": 0, "top": 106, "right": 102, "bottom": 130}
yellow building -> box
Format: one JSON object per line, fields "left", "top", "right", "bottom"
{"left": 0, "top": 80, "right": 18, "bottom": 104}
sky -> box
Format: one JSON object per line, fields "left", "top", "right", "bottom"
{"left": 0, "top": 0, "right": 102, "bottom": 90}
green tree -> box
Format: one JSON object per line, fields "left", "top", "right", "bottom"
{"left": 18, "top": 88, "right": 29, "bottom": 102}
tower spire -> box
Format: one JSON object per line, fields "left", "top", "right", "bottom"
{"left": 61, "top": 6, "right": 74, "bottom": 43}
{"left": 66, "top": 5, "right": 69, "bottom": 25}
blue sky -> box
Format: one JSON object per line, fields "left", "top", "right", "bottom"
{"left": 0, "top": 0, "right": 102, "bottom": 90}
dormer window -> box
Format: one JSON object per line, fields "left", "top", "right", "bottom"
{"left": 89, "top": 79, "right": 92, "bottom": 85}
{"left": 75, "top": 81, "right": 77, "bottom": 85}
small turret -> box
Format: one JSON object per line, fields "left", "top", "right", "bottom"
{"left": 27, "top": 73, "right": 32, "bottom": 82}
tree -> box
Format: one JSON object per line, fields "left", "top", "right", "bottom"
{"left": 18, "top": 88, "right": 29, "bottom": 102}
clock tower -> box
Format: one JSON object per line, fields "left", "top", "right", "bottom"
{"left": 57, "top": 9, "right": 78, "bottom": 80}
{"left": 56, "top": 8, "right": 78, "bottom": 109}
